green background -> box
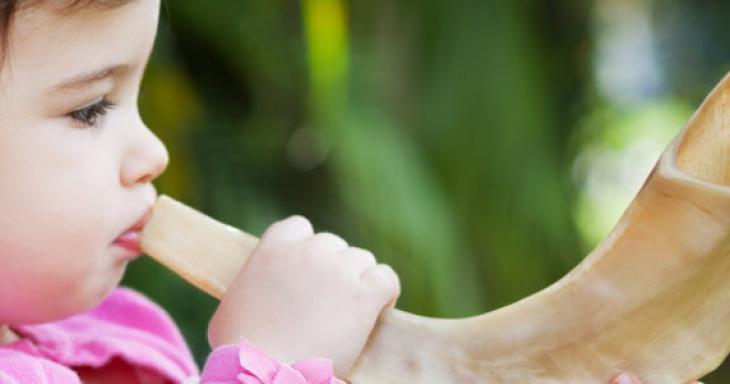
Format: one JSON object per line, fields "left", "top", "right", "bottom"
{"left": 122, "top": 0, "right": 730, "bottom": 381}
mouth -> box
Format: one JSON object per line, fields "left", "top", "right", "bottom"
{"left": 112, "top": 206, "right": 154, "bottom": 259}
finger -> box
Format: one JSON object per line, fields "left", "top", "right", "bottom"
{"left": 361, "top": 264, "right": 401, "bottom": 307}
{"left": 339, "top": 246, "right": 376, "bottom": 272}
{"left": 260, "top": 215, "right": 314, "bottom": 245}
{"left": 610, "top": 372, "right": 641, "bottom": 384}
{"left": 308, "top": 232, "right": 349, "bottom": 253}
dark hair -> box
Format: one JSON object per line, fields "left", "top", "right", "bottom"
{"left": 0, "top": 1, "right": 19, "bottom": 58}
{"left": 0, "top": 0, "right": 132, "bottom": 66}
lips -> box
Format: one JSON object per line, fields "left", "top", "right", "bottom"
{"left": 112, "top": 207, "right": 153, "bottom": 258}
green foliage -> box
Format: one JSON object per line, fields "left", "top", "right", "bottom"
{"left": 121, "top": 1, "right": 730, "bottom": 381}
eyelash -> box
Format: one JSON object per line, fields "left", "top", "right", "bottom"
{"left": 67, "top": 98, "right": 115, "bottom": 127}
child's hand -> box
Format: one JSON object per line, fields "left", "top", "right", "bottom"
{"left": 610, "top": 372, "right": 703, "bottom": 384}
{"left": 207, "top": 216, "right": 400, "bottom": 377}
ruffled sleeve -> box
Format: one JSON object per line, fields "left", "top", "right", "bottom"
{"left": 200, "top": 340, "right": 346, "bottom": 384}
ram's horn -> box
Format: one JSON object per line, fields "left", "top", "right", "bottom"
{"left": 141, "top": 71, "right": 730, "bottom": 383}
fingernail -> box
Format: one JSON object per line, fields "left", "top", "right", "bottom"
{"left": 611, "top": 373, "right": 638, "bottom": 384}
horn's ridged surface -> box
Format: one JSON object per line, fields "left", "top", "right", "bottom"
{"left": 142, "top": 72, "right": 730, "bottom": 383}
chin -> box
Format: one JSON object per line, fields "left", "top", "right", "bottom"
{"left": 59, "top": 264, "right": 128, "bottom": 320}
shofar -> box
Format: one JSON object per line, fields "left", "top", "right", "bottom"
{"left": 141, "top": 72, "right": 730, "bottom": 383}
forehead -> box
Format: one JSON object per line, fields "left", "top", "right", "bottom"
{"left": 5, "top": 0, "right": 160, "bottom": 88}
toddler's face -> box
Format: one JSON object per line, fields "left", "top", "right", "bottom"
{"left": 0, "top": 0, "right": 166, "bottom": 324}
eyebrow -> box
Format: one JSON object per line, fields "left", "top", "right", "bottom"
{"left": 52, "top": 64, "right": 130, "bottom": 92}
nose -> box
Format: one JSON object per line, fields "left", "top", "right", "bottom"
{"left": 120, "top": 113, "right": 169, "bottom": 187}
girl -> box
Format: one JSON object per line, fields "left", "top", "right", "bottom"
{"left": 0, "top": 1, "right": 399, "bottom": 382}
{"left": 0, "top": 0, "right": 705, "bottom": 383}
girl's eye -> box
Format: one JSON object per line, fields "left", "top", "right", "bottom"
{"left": 67, "top": 98, "right": 115, "bottom": 127}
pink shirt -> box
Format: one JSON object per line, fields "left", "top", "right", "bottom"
{"left": 0, "top": 288, "right": 344, "bottom": 383}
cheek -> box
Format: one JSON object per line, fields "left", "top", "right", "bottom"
{"left": 0, "top": 121, "right": 125, "bottom": 322}
{"left": 0, "top": 170, "right": 122, "bottom": 323}
{"left": 0, "top": 179, "right": 112, "bottom": 283}
{"left": 0, "top": 145, "right": 120, "bottom": 279}
{"left": 11, "top": 191, "right": 114, "bottom": 263}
